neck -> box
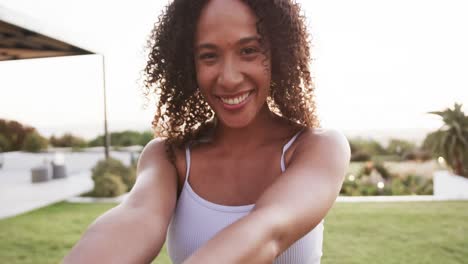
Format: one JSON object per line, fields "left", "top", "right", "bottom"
{"left": 213, "top": 104, "right": 278, "bottom": 152}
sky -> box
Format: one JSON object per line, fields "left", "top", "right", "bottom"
{"left": 1, "top": 0, "right": 467, "bottom": 143}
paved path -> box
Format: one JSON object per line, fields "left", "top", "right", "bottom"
{"left": 0, "top": 150, "right": 135, "bottom": 219}
{"left": 0, "top": 171, "right": 93, "bottom": 219}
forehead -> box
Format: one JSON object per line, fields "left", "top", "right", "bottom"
{"left": 195, "top": 0, "right": 258, "bottom": 45}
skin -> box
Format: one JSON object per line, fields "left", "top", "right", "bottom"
{"left": 194, "top": 0, "right": 271, "bottom": 129}
{"left": 181, "top": 1, "right": 350, "bottom": 263}
{"left": 63, "top": 0, "right": 350, "bottom": 263}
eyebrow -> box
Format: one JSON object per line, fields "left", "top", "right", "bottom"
{"left": 195, "top": 36, "right": 261, "bottom": 51}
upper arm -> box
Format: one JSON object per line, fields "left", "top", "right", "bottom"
{"left": 63, "top": 139, "right": 178, "bottom": 263}
{"left": 121, "top": 138, "right": 178, "bottom": 227}
{"left": 254, "top": 128, "right": 350, "bottom": 253}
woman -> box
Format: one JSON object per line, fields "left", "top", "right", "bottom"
{"left": 64, "top": 0, "right": 350, "bottom": 263}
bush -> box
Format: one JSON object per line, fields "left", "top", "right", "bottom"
{"left": 371, "top": 155, "right": 402, "bottom": 162}
{"left": 50, "top": 133, "right": 87, "bottom": 149}
{"left": 88, "top": 130, "right": 154, "bottom": 147}
{"left": 401, "top": 174, "right": 433, "bottom": 195}
{"left": 21, "top": 132, "right": 48, "bottom": 152}
{"left": 0, "top": 134, "right": 10, "bottom": 152}
{"left": 92, "top": 172, "right": 127, "bottom": 197}
{"left": 341, "top": 162, "right": 433, "bottom": 196}
{"left": 349, "top": 138, "right": 387, "bottom": 156}
{"left": 386, "top": 139, "right": 417, "bottom": 157}
{"left": 0, "top": 119, "right": 36, "bottom": 151}
{"left": 92, "top": 158, "right": 129, "bottom": 181}
{"left": 139, "top": 131, "right": 154, "bottom": 146}
{"left": 357, "top": 161, "right": 392, "bottom": 180}
{"left": 351, "top": 151, "right": 371, "bottom": 162}
{"left": 91, "top": 157, "right": 136, "bottom": 194}
{"left": 88, "top": 136, "right": 104, "bottom": 147}
{"left": 402, "top": 150, "right": 432, "bottom": 161}
{"left": 126, "top": 164, "right": 137, "bottom": 191}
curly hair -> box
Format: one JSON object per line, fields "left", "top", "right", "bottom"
{"left": 143, "top": 0, "right": 318, "bottom": 158}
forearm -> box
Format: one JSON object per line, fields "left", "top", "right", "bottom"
{"left": 63, "top": 204, "right": 167, "bottom": 264}
{"left": 183, "top": 208, "right": 280, "bottom": 264}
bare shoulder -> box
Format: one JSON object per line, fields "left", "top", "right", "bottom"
{"left": 123, "top": 138, "right": 178, "bottom": 211}
{"left": 137, "top": 138, "right": 170, "bottom": 172}
{"left": 297, "top": 128, "right": 350, "bottom": 157}
{"left": 292, "top": 128, "right": 351, "bottom": 174}
{"left": 298, "top": 128, "right": 350, "bottom": 152}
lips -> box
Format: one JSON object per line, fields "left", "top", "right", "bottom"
{"left": 215, "top": 90, "right": 254, "bottom": 110}
{"left": 218, "top": 91, "right": 251, "bottom": 105}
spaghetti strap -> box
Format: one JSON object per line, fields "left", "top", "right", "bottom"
{"left": 184, "top": 145, "right": 191, "bottom": 184}
{"left": 280, "top": 129, "right": 304, "bottom": 172}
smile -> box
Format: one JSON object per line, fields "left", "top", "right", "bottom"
{"left": 218, "top": 91, "right": 252, "bottom": 105}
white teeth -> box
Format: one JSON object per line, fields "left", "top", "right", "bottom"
{"left": 220, "top": 92, "right": 250, "bottom": 105}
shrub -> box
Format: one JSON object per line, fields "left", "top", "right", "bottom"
{"left": 126, "top": 164, "right": 137, "bottom": 191}
{"left": 349, "top": 138, "right": 387, "bottom": 157}
{"left": 351, "top": 151, "right": 371, "bottom": 162}
{"left": 341, "top": 162, "right": 433, "bottom": 196}
{"left": 139, "top": 131, "right": 154, "bottom": 146}
{"left": 402, "top": 150, "right": 432, "bottom": 161}
{"left": 50, "top": 133, "right": 87, "bottom": 149}
{"left": 88, "top": 130, "right": 154, "bottom": 147}
{"left": 371, "top": 155, "right": 402, "bottom": 162}
{"left": 373, "top": 162, "right": 392, "bottom": 180}
{"left": 0, "top": 134, "right": 10, "bottom": 152}
{"left": 0, "top": 119, "right": 36, "bottom": 151}
{"left": 92, "top": 158, "right": 129, "bottom": 181}
{"left": 390, "top": 179, "right": 408, "bottom": 195}
{"left": 401, "top": 174, "right": 433, "bottom": 195}
{"left": 386, "top": 139, "right": 417, "bottom": 157}
{"left": 358, "top": 183, "right": 379, "bottom": 196}
{"left": 88, "top": 136, "right": 104, "bottom": 147}
{"left": 92, "top": 172, "right": 127, "bottom": 197}
{"left": 357, "top": 161, "right": 392, "bottom": 180}
{"left": 91, "top": 157, "right": 136, "bottom": 193}
{"left": 21, "top": 132, "right": 48, "bottom": 152}
{"left": 340, "top": 180, "right": 360, "bottom": 196}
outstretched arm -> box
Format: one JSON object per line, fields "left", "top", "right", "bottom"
{"left": 183, "top": 129, "right": 350, "bottom": 264}
{"left": 63, "top": 139, "right": 178, "bottom": 263}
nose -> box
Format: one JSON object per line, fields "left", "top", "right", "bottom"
{"left": 217, "top": 56, "right": 243, "bottom": 90}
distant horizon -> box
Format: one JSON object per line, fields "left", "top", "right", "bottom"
{"left": 30, "top": 122, "right": 438, "bottom": 146}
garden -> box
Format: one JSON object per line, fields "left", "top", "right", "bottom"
{"left": 0, "top": 201, "right": 466, "bottom": 264}
{"left": 0, "top": 104, "right": 467, "bottom": 263}
{"left": 341, "top": 103, "right": 467, "bottom": 197}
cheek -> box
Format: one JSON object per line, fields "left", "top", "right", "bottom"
{"left": 195, "top": 65, "right": 213, "bottom": 94}
{"left": 253, "top": 60, "right": 271, "bottom": 93}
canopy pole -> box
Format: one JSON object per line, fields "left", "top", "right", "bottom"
{"left": 101, "top": 55, "right": 110, "bottom": 160}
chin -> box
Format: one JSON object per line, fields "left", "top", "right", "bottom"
{"left": 216, "top": 113, "right": 257, "bottom": 129}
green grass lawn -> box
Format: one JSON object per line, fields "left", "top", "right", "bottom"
{"left": 1, "top": 201, "right": 467, "bottom": 264}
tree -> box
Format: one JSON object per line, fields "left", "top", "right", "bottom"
{"left": 22, "top": 131, "right": 48, "bottom": 152}
{"left": 349, "top": 138, "right": 387, "bottom": 156}
{"left": 49, "top": 133, "right": 87, "bottom": 148}
{"left": 386, "top": 139, "right": 416, "bottom": 156}
{"left": 429, "top": 103, "right": 468, "bottom": 177}
{"left": 0, "top": 119, "right": 35, "bottom": 151}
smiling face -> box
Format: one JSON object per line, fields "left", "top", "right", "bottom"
{"left": 194, "top": 0, "right": 271, "bottom": 128}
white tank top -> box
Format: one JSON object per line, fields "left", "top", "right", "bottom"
{"left": 166, "top": 130, "right": 324, "bottom": 264}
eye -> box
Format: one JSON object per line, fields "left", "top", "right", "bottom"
{"left": 240, "top": 47, "right": 259, "bottom": 56}
{"left": 198, "top": 52, "right": 217, "bottom": 60}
